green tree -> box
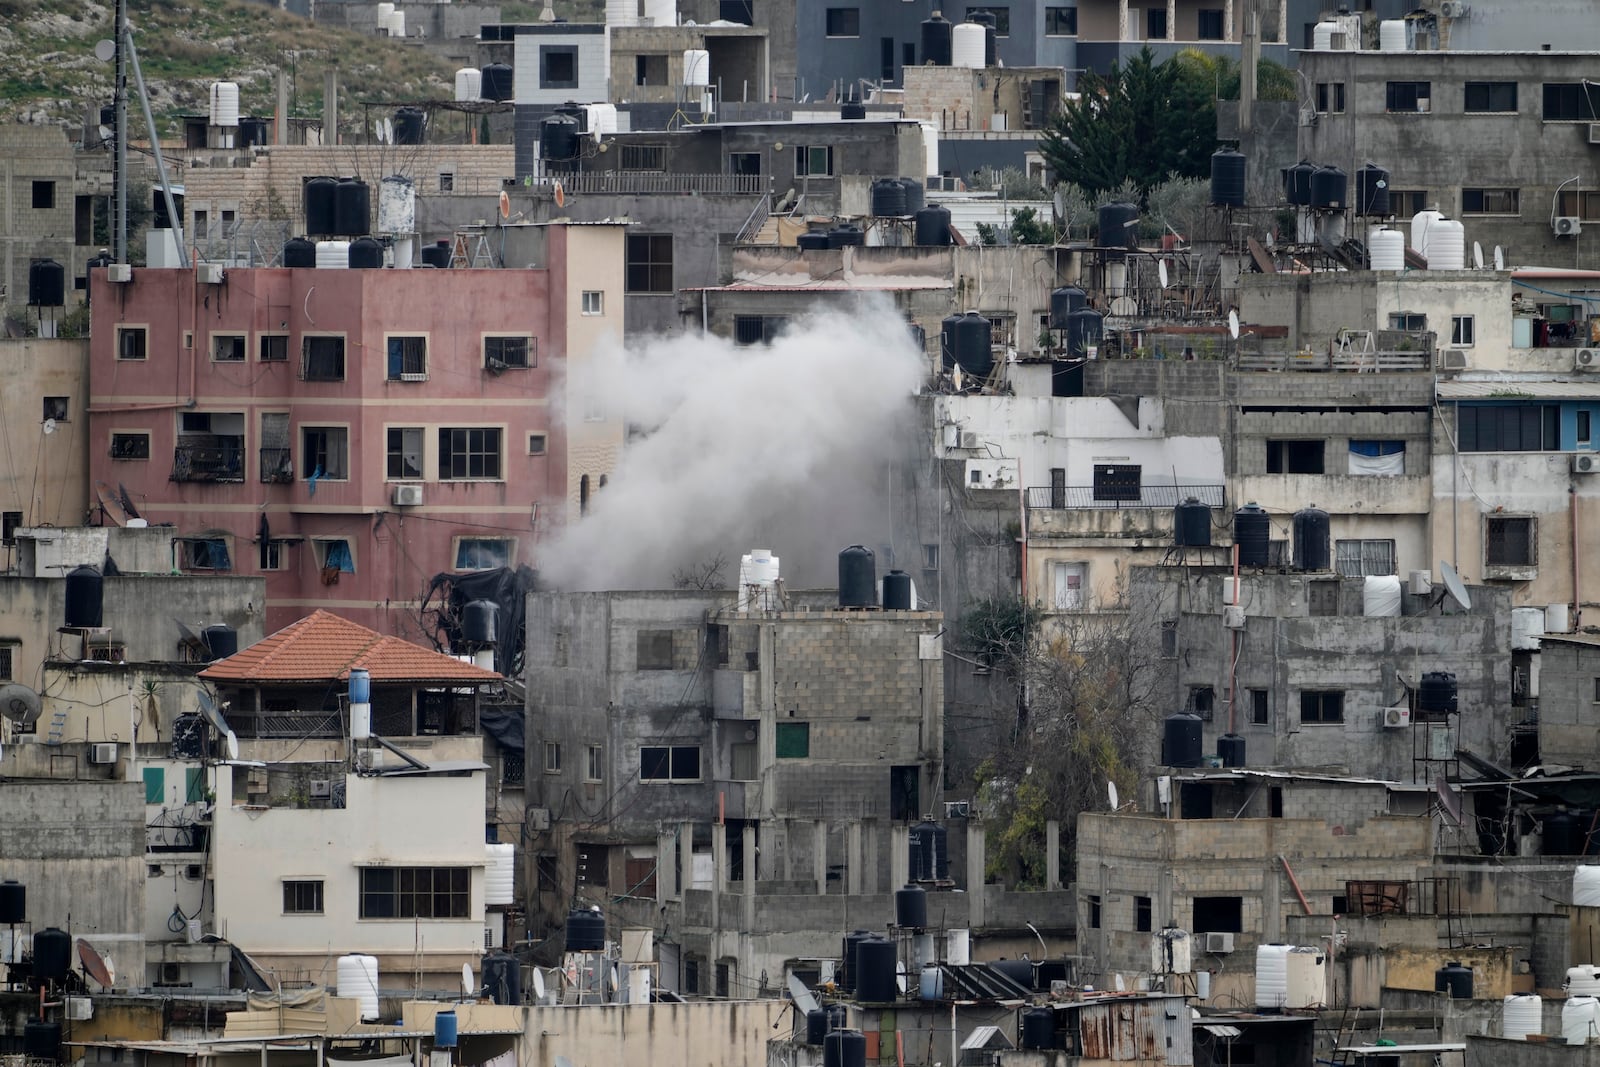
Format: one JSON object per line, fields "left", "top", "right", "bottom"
{"left": 1172, "top": 48, "right": 1298, "bottom": 103}
{"left": 1037, "top": 47, "right": 1216, "bottom": 206}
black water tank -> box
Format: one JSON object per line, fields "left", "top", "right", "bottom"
{"left": 1218, "top": 733, "right": 1246, "bottom": 767}
{"left": 152, "top": 189, "right": 184, "bottom": 231}
{"left": 481, "top": 63, "right": 514, "bottom": 102}
{"left": 421, "top": 240, "right": 452, "bottom": 268}
{"left": 1098, "top": 201, "right": 1139, "bottom": 253}
{"left": 872, "top": 178, "right": 908, "bottom": 217}
{"left": 1049, "top": 286, "right": 1086, "bottom": 329}
{"left": 806, "top": 1007, "right": 829, "bottom": 1045}
{"left": 171, "top": 713, "right": 206, "bottom": 759}
{"left": 1210, "top": 149, "right": 1246, "bottom": 208}
{"left": 827, "top": 224, "right": 864, "bottom": 248}
{"left": 0, "top": 881, "right": 23, "bottom": 924}
{"left": 841, "top": 99, "right": 867, "bottom": 120}
{"left": 1021, "top": 1007, "right": 1058, "bottom": 1050}
{"left": 895, "top": 883, "right": 928, "bottom": 929}
{"left": 203, "top": 624, "right": 238, "bottom": 660}
{"left": 855, "top": 937, "right": 897, "bottom": 1002}
{"left": 283, "top": 236, "right": 317, "bottom": 268}
{"left": 482, "top": 950, "right": 522, "bottom": 1004}
{"left": 797, "top": 230, "right": 830, "bottom": 250}
{"left": 33, "top": 928, "right": 70, "bottom": 980}
{"left": 1284, "top": 161, "right": 1315, "bottom": 206}
{"left": 1435, "top": 961, "right": 1473, "bottom": 999}
{"left": 28, "top": 259, "right": 65, "bottom": 307}
{"left": 541, "top": 114, "right": 580, "bottom": 168}
{"left": 348, "top": 236, "right": 384, "bottom": 269}
{"left": 824, "top": 1029, "right": 867, "bottom": 1067}
{"left": 393, "top": 107, "right": 426, "bottom": 146}
{"left": 1066, "top": 307, "right": 1103, "bottom": 358}
{"left": 565, "top": 907, "right": 605, "bottom": 951}
{"left": 1545, "top": 811, "right": 1580, "bottom": 855}
{"left": 909, "top": 819, "right": 948, "bottom": 881}
{"left": 991, "top": 958, "right": 1034, "bottom": 989}
{"left": 65, "top": 565, "right": 103, "bottom": 629}
{"left": 840, "top": 929, "right": 872, "bottom": 992}
{"left": 1356, "top": 163, "right": 1391, "bottom": 216}
{"left": 1235, "top": 502, "right": 1271, "bottom": 567}
{"left": 1291, "top": 505, "right": 1330, "bottom": 571}
{"left": 1174, "top": 497, "right": 1211, "bottom": 547}
{"left": 827, "top": 1004, "right": 847, "bottom": 1032}
{"left": 1311, "top": 165, "right": 1346, "bottom": 210}
{"left": 464, "top": 600, "right": 499, "bottom": 645}
{"left": 967, "top": 12, "right": 997, "bottom": 64}
{"left": 335, "top": 178, "right": 370, "bottom": 237}
{"left": 839, "top": 545, "right": 877, "bottom": 607}
{"left": 945, "top": 310, "right": 993, "bottom": 379}
{"left": 921, "top": 14, "right": 952, "bottom": 65}
{"left": 304, "top": 176, "right": 338, "bottom": 237}
{"left": 23, "top": 1021, "right": 60, "bottom": 1061}
{"left": 1418, "top": 671, "right": 1458, "bottom": 715}
{"left": 914, "top": 203, "right": 953, "bottom": 246}
{"left": 900, "top": 177, "right": 925, "bottom": 215}
{"left": 1163, "top": 712, "right": 1203, "bottom": 768}
{"left": 882, "top": 570, "right": 913, "bottom": 611}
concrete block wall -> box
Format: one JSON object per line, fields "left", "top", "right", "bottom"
{"left": 1, "top": 124, "right": 79, "bottom": 307}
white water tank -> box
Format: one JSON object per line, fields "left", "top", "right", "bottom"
{"left": 1363, "top": 575, "right": 1403, "bottom": 617}
{"left": 683, "top": 49, "right": 710, "bottom": 86}
{"left": 455, "top": 68, "right": 482, "bottom": 102}
{"left": 1312, "top": 20, "right": 1339, "bottom": 50}
{"left": 1577, "top": 867, "right": 1600, "bottom": 906}
{"left": 952, "top": 22, "right": 986, "bottom": 68}
{"left": 1512, "top": 607, "right": 1547, "bottom": 651}
{"left": 737, "top": 549, "right": 781, "bottom": 611}
{"left": 1549, "top": 602, "right": 1573, "bottom": 633}
{"left": 1255, "top": 944, "right": 1291, "bottom": 1010}
{"left": 1379, "top": 19, "right": 1408, "bottom": 52}
{"left": 1505, "top": 994, "right": 1543, "bottom": 1040}
{"left": 585, "top": 102, "right": 618, "bottom": 139}
{"left": 336, "top": 954, "right": 380, "bottom": 1020}
{"left": 377, "top": 1, "right": 395, "bottom": 20}
{"left": 385, "top": 9, "right": 406, "bottom": 37}
{"left": 1411, "top": 208, "right": 1444, "bottom": 254}
{"left": 1571, "top": 965, "right": 1600, "bottom": 996}
{"left": 920, "top": 121, "right": 939, "bottom": 178}
{"left": 947, "top": 928, "right": 970, "bottom": 965}
{"left": 1370, "top": 229, "right": 1406, "bottom": 271}
{"left": 485, "top": 842, "right": 516, "bottom": 905}
{"left": 605, "top": 0, "right": 636, "bottom": 25}
{"left": 350, "top": 700, "right": 371, "bottom": 740}
{"left": 642, "top": 0, "right": 675, "bottom": 26}
{"left": 209, "top": 82, "right": 240, "bottom": 127}
{"left": 315, "top": 240, "right": 351, "bottom": 269}
{"left": 1284, "top": 947, "right": 1327, "bottom": 1009}
{"left": 1566, "top": 996, "right": 1600, "bottom": 1044}
{"left": 377, "top": 175, "right": 416, "bottom": 234}
{"left": 1428, "top": 219, "right": 1466, "bottom": 269}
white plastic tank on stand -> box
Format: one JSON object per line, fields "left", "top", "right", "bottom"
{"left": 316, "top": 240, "right": 351, "bottom": 269}
{"left": 1363, "top": 576, "right": 1402, "bottom": 617}
{"left": 1412, "top": 208, "right": 1444, "bottom": 254}
{"left": 1370, "top": 229, "right": 1406, "bottom": 271}
{"left": 683, "top": 49, "right": 710, "bottom": 86}
{"left": 1565, "top": 996, "right": 1600, "bottom": 1044}
{"left": 1255, "top": 944, "right": 1292, "bottom": 1010}
{"left": 1549, "top": 603, "right": 1573, "bottom": 633}
{"left": 951, "top": 23, "right": 985, "bottom": 68}
{"left": 1577, "top": 866, "right": 1600, "bottom": 906}
{"left": 1284, "top": 946, "right": 1327, "bottom": 1009}
{"left": 337, "top": 954, "right": 381, "bottom": 1020}
{"left": 1379, "top": 19, "right": 1408, "bottom": 51}
{"left": 1312, "top": 20, "right": 1339, "bottom": 49}
{"left": 378, "top": 175, "right": 416, "bottom": 235}
{"left": 585, "top": 103, "right": 618, "bottom": 139}
{"left": 385, "top": 10, "right": 405, "bottom": 37}
{"left": 455, "top": 68, "right": 482, "bottom": 102}
{"left": 1571, "top": 965, "right": 1600, "bottom": 996}
{"left": 947, "top": 928, "right": 970, "bottom": 965}
{"left": 1504, "top": 994, "right": 1542, "bottom": 1040}
{"left": 485, "top": 843, "right": 516, "bottom": 906}
{"left": 1513, "top": 607, "right": 1547, "bottom": 651}
{"left": 737, "top": 549, "right": 780, "bottom": 611}
{"left": 1428, "top": 219, "right": 1466, "bottom": 269}
{"left": 642, "top": 0, "right": 675, "bottom": 26}
{"left": 920, "top": 121, "right": 939, "bottom": 178}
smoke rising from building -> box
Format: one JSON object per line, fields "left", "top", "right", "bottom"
{"left": 540, "top": 301, "right": 926, "bottom": 591}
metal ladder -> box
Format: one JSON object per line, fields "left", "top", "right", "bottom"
{"left": 45, "top": 707, "right": 67, "bottom": 745}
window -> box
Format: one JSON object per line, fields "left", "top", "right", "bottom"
{"left": 1385, "top": 81, "right": 1430, "bottom": 113}
{"left": 634, "top": 54, "right": 668, "bottom": 86}
{"left": 1161, "top": 620, "right": 1178, "bottom": 658}
{"left": 438, "top": 427, "right": 502, "bottom": 480}
{"left": 1135, "top": 895, "right": 1152, "bottom": 932}
{"left": 41, "top": 397, "right": 68, "bottom": 423}
{"left": 1052, "top": 561, "right": 1086, "bottom": 610}
{"left": 1265, "top": 439, "right": 1325, "bottom": 474}
{"left": 544, "top": 741, "right": 562, "bottom": 774}
{"left": 825, "top": 7, "right": 860, "bottom": 36}
{"left": 967, "top": 6, "right": 1009, "bottom": 34}
{"left": 1459, "top": 404, "right": 1560, "bottom": 452}
{"left": 438, "top": 172, "right": 454, "bottom": 193}
{"left": 501, "top": 751, "right": 525, "bottom": 785}
{"left": 1594, "top": 676, "right": 1600, "bottom": 703}
{"left": 30, "top": 180, "right": 56, "bottom": 210}
{"left": 528, "top": 432, "right": 548, "bottom": 456}
{"left": 1581, "top": 411, "right": 1593, "bottom": 445}
{"left": 302, "top": 336, "right": 345, "bottom": 381}
{"left": 1250, "top": 689, "right": 1269, "bottom": 726}
{"left": 775, "top": 721, "right": 811, "bottom": 759}
{"left": 1146, "top": 7, "right": 1167, "bottom": 38}
{"left": 1197, "top": 9, "right": 1225, "bottom": 40}
{"left": 386, "top": 336, "right": 427, "bottom": 380}
{"left": 728, "top": 152, "right": 762, "bottom": 176}
{"left": 283, "top": 880, "right": 324, "bottom": 914}
{"left": 484, "top": 335, "right": 535, "bottom": 369}
{"left": 1335, "top": 539, "right": 1396, "bottom": 577}
{"left": 1193, "top": 896, "right": 1243, "bottom": 932}
{"left": 193, "top": 210, "right": 208, "bottom": 239}
{"left": 731, "top": 741, "right": 757, "bottom": 780}
{"left": 625, "top": 234, "right": 673, "bottom": 293}
{"left": 540, "top": 45, "right": 578, "bottom": 88}
{"left": 3, "top": 513, "right": 23, "bottom": 547}
{"left": 111, "top": 432, "right": 150, "bottom": 460}
{"left": 1189, "top": 685, "right": 1215, "bottom": 721}
{"left": 1558, "top": 191, "right": 1600, "bottom": 220}
{"left": 637, "top": 629, "right": 674, "bottom": 670}
{"left": 117, "top": 327, "right": 147, "bottom": 361}
{"left": 1465, "top": 81, "right": 1517, "bottom": 113}
{"left": 358, "top": 866, "right": 470, "bottom": 919}
{"left": 1300, "top": 690, "right": 1345, "bottom": 724}
{"left": 455, "top": 537, "right": 513, "bottom": 570}
{"left": 582, "top": 291, "right": 604, "bottom": 315}
{"left": 1389, "top": 312, "right": 1427, "bottom": 332}
{"left": 1486, "top": 516, "right": 1535, "bottom": 567}
{"left": 301, "top": 426, "right": 349, "bottom": 479}
{"left": 1462, "top": 188, "right": 1519, "bottom": 215}
{"left": 1349, "top": 439, "right": 1404, "bottom": 476}
{"left": 721, "top": 0, "right": 753, "bottom": 23}
{"left": 260, "top": 539, "right": 291, "bottom": 570}
{"left": 1544, "top": 82, "right": 1600, "bottom": 121}
{"left": 536, "top": 853, "right": 559, "bottom": 892}
{"left": 179, "top": 537, "right": 232, "bottom": 571}
{"left": 259, "top": 334, "right": 288, "bottom": 361}
{"left": 1452, "top": 315, "right": 1475, "bottom": 346}
{"left": 386, "top": 427, "right": 423, "bottom": 480}
{"left": 922, "top": 543, "right": 940, "bottom": 571}
{"left": 1316, "top": 82, "right": 1346, "bottom": 114}
{"left": 221, "top": 209, "right": 236, "bottom": 235}
{"left": 144, "top": 766, "right": 164, "bottom": 804}
{"left": 734, "top": 315, "right": 790, "bottom": 345}
{"left": 620, "top": 144, "right": 664, "bottom": 171}
{"left": 640, "top": 745, "right": 701, "bottom": 782}
{"left": 1309, "top": 580, "right": 1339, "bottom": 617}
{"left": 1045, "top": 6, "right": 1076, "bottom": 35}
{"left": 1087, "top": 894, "right": 1101, "bottom": 928}
{"left": 586, "top": 744, "right": 603, "bottom": 782}
{"left": 212, "top": 334, "right": 246, "bottom": 362}
{"left": 794, "top": 146, "right": 835, "bottom": 177}
{"left": 1392, "top": 190, "right": 1428, "bottom": 217}
{"left": 1092, "top": 463, "right": 1142, "bottom": 501}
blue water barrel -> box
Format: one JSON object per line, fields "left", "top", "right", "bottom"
{"left": 1174, "top": 497, "right": 1212, "bottom": 547}
{"left": 1311, "top": 165, "right": 1347, "bottom": 210}
{"left": 1356, "top": 163, "right": 1391, "bottom": 216}
{"left": 1419, "top": 671, "right": 1457, "bottom": 714}
{"left": 871, "top": 178, "right": 908, "bottom": 217}
{"left": 334, "top": 178, "right": 371, "bottom": 237}
{"left": 806, "top": 1007, "right": 829, "bottom": 1044}
{"left": 1049, "top": 286, "right": 1086, "bottom": 329}
{"left": 1021, "top": 1007, "right": 1058, "bottom": 1049}
{"left": 566, "top": 907, "right": 606, "bottom": 951}
{"left": 203, "top": 624, "right": 238, "bottom": 660}
{"left": 900, "top": 177, "right": 925, "bottom": 215}
{"left": 1218, "top": 734, "right": 1246, "bottom": 767}
{"left": 1284, "top": 161, "right": 1315, "bottom": 206}
{"left": 1291, "top": 505, "right": 1330, "bottom": 571}
{"left": 304, "top": 176, "right": 338, "bottom": 237}
{"left": 1435, "top": 961, "right": 1473, "bottom": 999}
{"left": 854, "top": 938, "right": 897, "bottom": 1003}
{"left": 434, "top": 1010, "right": 458, "bottom": 1048}
{"left": 0, "top": 881, "right": 24, "bottom": 925}
{"left": 284, "top": 237, "right": 317, "bottom": 267}
{"left": 797, "top": 231, "right": 830, "bottom": 250}
{"left": 23, "top": 1022, "right": 60, "bottom": 1060}
{"left": 348, "top": 668, "right": 370, "bottom": 704}
{"left": 348, "top": 236, "right": 384, "bottom": 269}
{"left": 33, "top": 928, "right": 70, "bottom": 979}
{"left": 28, "top": 259, "right": 65, "bottom": 307}
{"left": 483, "top": 951, "right": 522, "bottom": 1004}
{"left": 840, "top": 929, "right": 871, "bottom": 991}
{"left": 824, "top": 1029, "right": 867, "bottom": 1067}
{"left": 1066, "top": 307, "right": 1103, "bottom": 357}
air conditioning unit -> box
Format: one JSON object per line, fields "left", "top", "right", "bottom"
{"left": 484, "top": 923, "right": 501, "bottom": 950}
{"left": 1577, "top": 349, "right": 1600, "bottom": 370}
{"left": 196, "top": 263, "right": 224, "bottom": 285}
{"left": 1438, "top": 349, "right": 1468, "bottom": 371}
{"left": 527, "top": 807, "right": 552, "bottom": 831}
{"left": 1575, "top": 454, "right": 1600, "bottom": 474}
{"left": 944, "top": 800, "right": 972, "bottom": 819}
{"left": 89, "top": 742, "right": 118, "bottom": 764}
{"left": 64, "top": 996, "right": 92, "bottom": 1021}
{"left": 107, "top": 264, "right": 132, "bottom": 283}
{"left": 160, "top": 962, "right": 183, "bottom": 985}
{"left": 1203, "top": 932, "right": 1235, "bottom": 954}
{"left": 1439, "top": 0, "right": 1468, "bottom": 16}
{"left": 1556, "top": 216, "right": 1583, "bottom": 238}
{"left": 392, "top": 484, "right": 423, "bottom": 506}
{"left": 1223, "top": 605, "right": 1246, "bottom": 629}
{"left": 399, "top": 372, "right": 428, "bottom": 382}
{"left": 309, "top": 779, "right": 331, "bottom": 798}
{"left": 960, "top": 432, "right": 979, "bottom": 449}
{"left": 1382, "top": 706, "right": 1412, "bottom": 728}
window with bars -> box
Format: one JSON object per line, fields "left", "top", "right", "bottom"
{"left": 111, "top": 432, "right": 150, "bottom": 459}
{"left": 301, "top": 426, "right": 349, "bottom": 479}
{"left": 620, "top": 144, "right": 665, "bottom": 171}
{"left": 358, "top": 867, "right": 470, "bottom": 919}
{"left": 302, "top": 336, "right": 346, "bottom": 380}
{"left": 1299, "top": 690, "right": 1345, "bottom": 724}
{"left": 386, "top": 336, "right": 428, "bottom": 380}
{"left": 1334, "top": 539, "right": 1396, "bottom": 577}
{"left": 625, "top": 235, "right": 674, "bottom": 292}
{"left": 484, "top": 335, "right": 535, "bottom": 369}
{"left": 283, "top": 880, "right": 324, "bottom": 914}
{"left": 1462, "top": 188, "right": 1519, "bottom": 215}
{"left": 1486, "top": 516, "right": 1535, "bottom": 567}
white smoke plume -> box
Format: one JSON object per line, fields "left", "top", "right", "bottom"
{"left": 540, "top": 299, "right": 926, "bottom": 591}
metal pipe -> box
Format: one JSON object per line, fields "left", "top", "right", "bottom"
{"left": 1277, "top": 853, "right": 1312, "bottom": 915}
{"left": 113, "top": 0, "right": 127, "bottom": 263}
{"left": 1574, "top": 487, "right": 1583, "bottom": 629}
{"left": 127, "top": 33, "right": 189, "bottom": 268}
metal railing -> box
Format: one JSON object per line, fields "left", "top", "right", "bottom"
{"left": 234, "top": 712, "right": 341, "bottom": 739}
{"left": 260, "top": 448, "right": 293, "bottom": 483}
{"left": 1025, "top": 484, "right": 1225, "bottom": 510}
{"left": 734, "top": 192, "right": 771, "bottom": 244}
{"left": 524, "top": 171, "right": 765, "bottom": 195}
{"left": 171, "top": 442, "right": 245, "bottom": 483}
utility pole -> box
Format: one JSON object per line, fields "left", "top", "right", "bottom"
{"left": 113, "top": 0, "right": 128, "bottom": 263}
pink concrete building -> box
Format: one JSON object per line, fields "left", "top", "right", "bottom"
{"left": 87, "top": 224, "right": 624, "bottom": 635}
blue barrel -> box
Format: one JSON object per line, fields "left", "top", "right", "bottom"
{"left": 899, "top": 177, "right": 925, "bottom": 215}
{"left": 838, "top": 545, "right": 877, "bottom": 607}
{"left": 393, "top": 107, "right": 427, "bottom": 145}
{"left": 334, "top": 178, "right": 371, "bottom": 237}
{"left": 1356, "top": 163, "right": 1391, "bottom": 216}
{"left": 806, "top": 1007, "right": 829, "bottom": 1045}
{"left": 483, "top": 950, "right": 522, "bottom": 1004}
{"left": 1174, "top": 497, "right": 1212, "bottom": 547}
{"left": 421, "top": 240, "right": 452, "bottom": 268}
{"left": 1435, "top": 961, "right": 1473, "bottom": 999}
{"left": 824, "top": 1029, "right": 867, "bottom": 1067}
{"left": 1291, "top": 505, "right": 1330, "bottom": 571}
{"left": 434, "top": 1010, "right": 458, "bottom": 1048}
{"left": 1066, "top": 307, "right": 1103, "bottom": 358}
{"left": 1284, "top": 161, "right": 1315, "bottom": 206}
{"left": 1021, "top": 1007, "right": 1058, "bottom": 1049}
{"left": 566, "top": 907, "right": 606, "bottom": 951}
{"left": 28, "top": 258, "right": 65, "bottom": 307}
{"left": 840, "top": 930, "right": 871, "bottom": 991}
{"left": 1310, "top": 165, "right": 1346, "bottom": 210}
{"left": 895, "top": 883, "right": 928, "bottom": 929}
{"left": 0, "top": 881, "right": 24, "bottom": 925}
{"left": 203, "top": 624, "right": 238, "bottom": 660}
{"left": 1049, "top": 286, "right": 1087, "bottom": 329}
{"left": 797, "top": 231, "right": 830, "bottom": 250}
{"left": 854, "top": 937, "right": 897, "bottom": 1003}
{"left": 1419, "top": 672, "right": 1457, "bottom": 714}
{"left": 1218, "top": 734, "right": 1246, "bottom": 767}
{"left": 872, "top": 178, "right": 908, "bottom": 218}
{"left": 348, "top": 668, "right": 370, "bottom": 705}
{"left": 348, "top": 236, "right": 384, "bottom": 269}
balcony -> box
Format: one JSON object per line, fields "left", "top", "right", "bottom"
{"left": 259, "top": 447, "right": 294, "bottom": 484}
{"left": 1024, "top": 484, "right": 1224, "bottom": 510}
{"left": 171, "top": 440, "right": 245, "bottom": 483}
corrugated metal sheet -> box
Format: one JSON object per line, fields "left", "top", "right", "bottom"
{"left": 1437, "top": 379, "right": 1600, "bottom": 398}
{"left": 1071, "top": 997, "right": 1193, "bottom": 1065}
{"left": 940, "top": 198, "right": 1053, "bottom": 243}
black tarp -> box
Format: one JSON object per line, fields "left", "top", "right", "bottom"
{"left": 478, "top": 704, "right": 525, "bottom": 753}
{"left": 420, "top": 564, "right": 537, "bottom": 679}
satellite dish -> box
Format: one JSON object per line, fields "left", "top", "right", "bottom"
{"left": 1107, "top": 780, "right": 1119, "bottom": 811}
{"left": 382, "top": 118, "right": 394, "bottom": 144}
{"left": 786, "top": 972, "right": 820, "bottom": 1015}
{"left": 77, "top": 938, "right": 113, "bottom": 988}
{"left": 1439, "top": 560, "right": 1472, "bottom": 611}
{"left": 498, "top": 190, "right": 511, "bottom": 219}
{"left": 1494, "top": 245, "right": 1505, "bottom": 271}
{"left": 532, "top": 967, "right": 548, "bottom": 1002}
{"left": 553, "top": 181, "right": 566, "bottom": 208}
{"left": 1227, "top": 309, "right": 1240, "bottom": 340}
{"left": 1053, "top": 187, "right": 1066, "bottom": 217}
{"left": 896, "top": 960, "right": 908, "bottom": 994}
{"left": 1158, "top": 259, "right": 1169, "bottom": 289}
{"left": 374, "top": 120, "right": 387, "bottom": 144}
{"left": 94, "top": 39, "right": 116, "bottom": 62}
{"left": 952, "top": 364, "right": 964, "bottom": 391}
{"left": 0, "top": 684, "right": 41, "bottom": 726}
{"left": 97, "top": 125, "right": 112, "bottom": 142}
{"left": 462, "top": 962, "right": 475, "bottom": 995}
{"left": 1473, "top": 241, "right": 1484, "bottom": 270}
{"left": 225, "top": 731, "right": 239, "bottom": 760}
{"left": 1435, "top": 775, "right": 1463, "bottom": 826}
{"left": 42, "top": 419, "right": 56, "bottom": 436}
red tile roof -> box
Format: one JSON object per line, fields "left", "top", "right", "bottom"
{"left": 199, "top": 610, "right": 502, "bottom": 685}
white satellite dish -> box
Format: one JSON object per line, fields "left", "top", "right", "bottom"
{"left": 1052, "top": 187, "right": 1067, "bottom": 217}
{"left": 1473, "top": 241, "right": 1484, "bottom": 270}
{"left": 462, "top": 962, "right": 474, "bottom": 995}
{"left": 896, "top": 960, "right": 908, "bottom": 994}
{"left": 1227, "top": 309, "right": 1240, "bottom": 340}
{"left": 42, "top": 419, "right": 56, "bottom": 436}
{"left": 374, "top": 120, "right": 387, "bottom": 144}
{"left": 1439, "top": 559, "right": 1472, "bottom": 611}
{"left": 1435, "top": 775, "right": 1463, "bottom": 826}
{"left": 1158, "top": 259, "right": 1169, "bottom": 289}
{"left": 0, "top": 684, "right": 42, "bottom": 727}
{"left": 225, "top": 730, "right": 239, "bottom": 760}
{"left": 1494, "top": 245, "right": 1505, "bottom": 271}
{"left": 382, "top": 118, "right": 394, "bottom": 145}
{"left": 1107, "top": 780, "right": 1119, "bottom": 811}
{"left": 94, "top": 39, "right": 116, "bottom": 62}
{"left": 532, "top": 967, "right": 548, "bottom": 1002}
